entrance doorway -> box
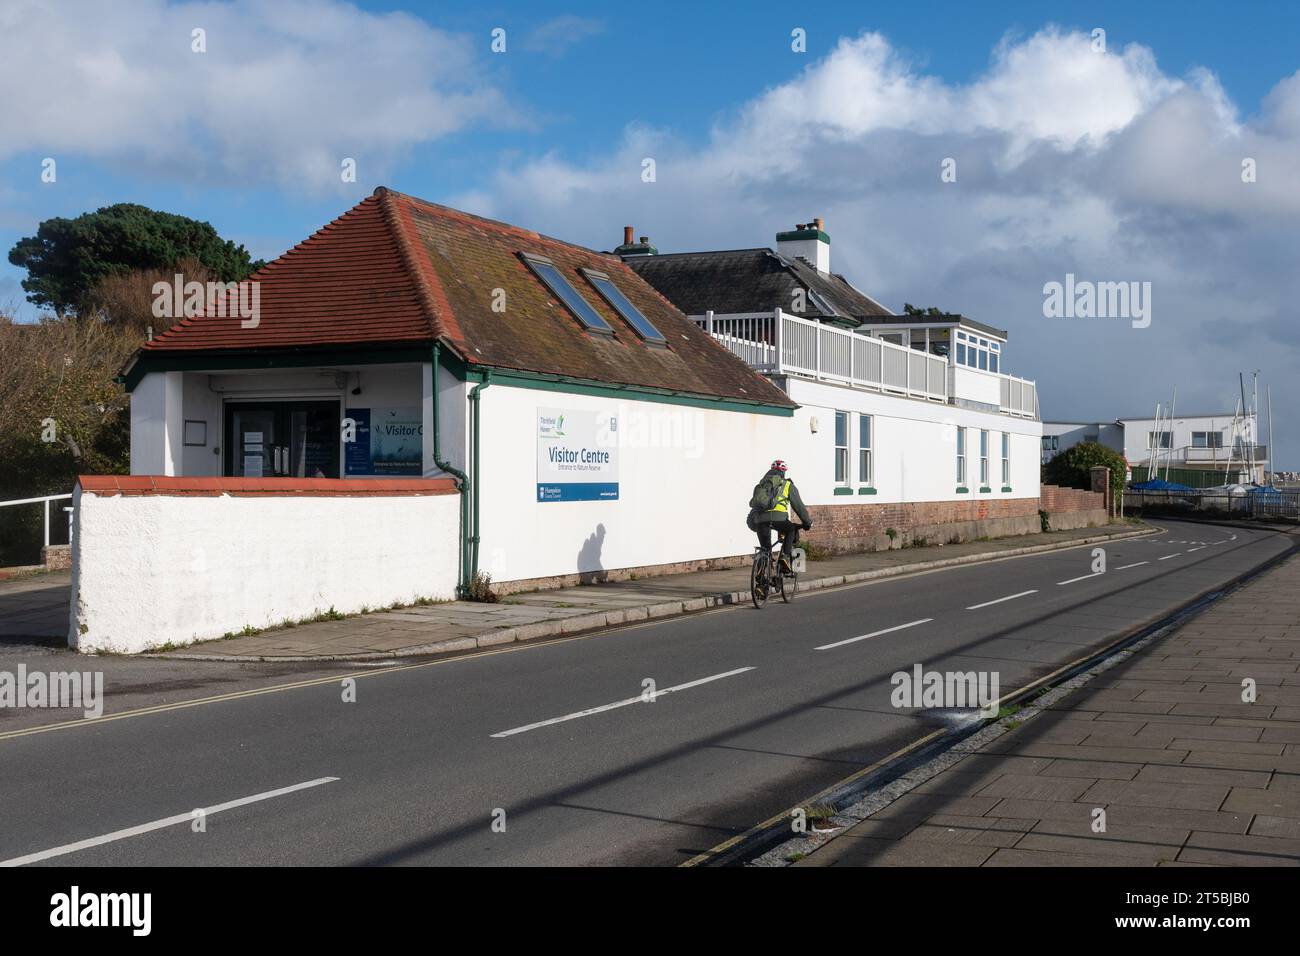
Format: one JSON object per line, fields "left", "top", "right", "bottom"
{"left": 224, "top": 401, "right": 340, "bottom": 478}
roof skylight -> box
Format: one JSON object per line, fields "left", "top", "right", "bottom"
{"left": 521, "top": 254, "right": 612, "bottom": 334}
{"left": 582, "top": 269, "right": 666, "bottom": 344}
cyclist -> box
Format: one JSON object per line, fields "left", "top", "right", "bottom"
{"left": 748, "top": 459, "right": 813, "bottom": 573}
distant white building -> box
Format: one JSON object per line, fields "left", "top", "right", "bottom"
{"left": 1042, "top": 413, "right": 1266, "bottom": 485}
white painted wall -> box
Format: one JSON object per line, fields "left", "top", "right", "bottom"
{"left": 474, "top": 379, "right": 1043, "bottom": 584}
{"left": 70, "top": 487, "right": 460, "bottom": 653}
{"left": 1041, "top": 422, "right": 1124, "bottom": 462}
{"left": 425, "top": 361, "right": 469, "bottom": 480}
{"left": 781, "top": 377, "right": 1041, "bottom": 504}
{"left": 950, "top": 365, "right": 1002, "bottom": 407}
{"left": 474, "top": 385, "right": 775, "bottom": 583}
{"left": 1118, "top": 414, "right": 1256, "bottom": 463}
{"left": 130, "top": 371, "right": 183, "bottom": 474}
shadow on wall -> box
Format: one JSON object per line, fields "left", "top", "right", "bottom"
{"left": 577, "top": 523, "right": 607, "bottom": 585}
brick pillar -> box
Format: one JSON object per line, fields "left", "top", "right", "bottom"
{"left": 1090, "top": 465, "right": 1112, "bottom": 517}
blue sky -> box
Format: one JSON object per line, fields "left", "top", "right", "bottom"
{"left": 2, "top": 0, "right": 1297, "bottom": 463}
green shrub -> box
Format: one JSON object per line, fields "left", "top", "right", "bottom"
{"left": 1042, "top": 441, "right": 1125, "bottom": 503}
{"left": 467, "top": 570, "right": 498, "bottom": 603}
{"left": 800, "top": 540, "right": 831, "bottom": 561}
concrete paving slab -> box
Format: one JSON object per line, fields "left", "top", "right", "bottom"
{"left": 795, "top": 547, "right": 1300, "bottom": 867}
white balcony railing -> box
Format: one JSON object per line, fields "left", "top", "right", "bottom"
{"left": 695, "top": 309, "right": 1037, "bottom": 417}
{"left": 1170, "top": 444, "right": 1268, "bottom": 464}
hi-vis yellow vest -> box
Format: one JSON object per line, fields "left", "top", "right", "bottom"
{"left": 772, "top": 479, "right": 792, "bottom": 514}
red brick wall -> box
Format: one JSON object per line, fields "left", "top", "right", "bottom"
{"left": 803, "top": 496, "right": 1041, "bottom": 551}
{"left": 1040, "top": 483, "right": 1105, "bottom": 513}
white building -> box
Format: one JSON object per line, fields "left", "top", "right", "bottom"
{"left": 1042, "top": 413, "right": 1265, "bottom": 485}
{"left": 625, "top": 220, "right": 1047, "bottom": 550}
{"left": 83, "top": 192, "right": 1093, "bottom": 652}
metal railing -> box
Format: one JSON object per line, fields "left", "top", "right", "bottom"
{"left": 0, "top": 493, "right": 73, "bottom": 550}
{"left": 1170, "top": 444, "right": 1268, "bottom": 464}
{"left": 1124, "top": 488, "right": 1298, "bottom": 520}
{"left": 999, "top": 373, "right": 1039, "bottom": 418}
{"left": 697, "top": 309, "right": 951, "bottom": 405}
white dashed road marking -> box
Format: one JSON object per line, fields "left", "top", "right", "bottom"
{"left": 965, "top": 590, "right": 1038, "bottom": 610}
{"left": 490, "top": 667, "right": 755, "bottom": 737}
{"left": 0, "top": 777, "right": 340, "bottom": 867}
{"left": 816, "top": 618, "right": 933, "bottom": 651}
{"left": 1057, "top": 572, "right": 1104, "bottom": 586}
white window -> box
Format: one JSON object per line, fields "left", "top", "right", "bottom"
{"left": 834, "top": 411, "right": 849, "bottom": 484}
{"left": 979, "top": 429, "right": 989, "bottom": 486}
{"left": 1192, "top": 431, "right": 1224, "bottom": 448}
{"left": 1148, "top": 431, "right": 1172, "bottom": 449}
{"left": 858, "top": 414, "right": 873, "bottom": 486}
{"left": 956, "top": 428, "right": 967, "bottom": 485}
{"left": 954, "top": 330, "right": 1002, "bottom": 371}
{"left": 1001, "top": 432, "right": 1010, "bottom": 486}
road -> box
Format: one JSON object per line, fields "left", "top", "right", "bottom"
{"left": 0, "top": 518, "right": 1292, "bottom": 866}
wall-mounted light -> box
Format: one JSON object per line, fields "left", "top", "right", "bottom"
{"left": 810, "top": 416, "right": 820, "bottom": 433}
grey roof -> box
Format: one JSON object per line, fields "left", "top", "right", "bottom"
{"left": 624, "top": 248, "right": 893, "bottom": 324}
{"left": 1116, "top": 413, "right": 1245, "bottom": 423}
{"left": 858, "top": 313, "right": 1009, "bottom": 340}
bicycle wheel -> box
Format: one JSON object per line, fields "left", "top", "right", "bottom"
{"left": 750, "top": 553, "right": 769, "bottom": 608}
{"left": 779, "top": 567, "right": 797, "bottom": 603}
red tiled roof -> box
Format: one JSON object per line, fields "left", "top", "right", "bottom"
{"left": 142, "top": 188, "right": 793, "bottom": 408}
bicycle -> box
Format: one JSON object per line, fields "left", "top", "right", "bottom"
{"left": 750, "top": 533, "right": 798, "bottom": 608}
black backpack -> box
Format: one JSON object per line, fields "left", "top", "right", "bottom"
{"left": 750, "top": 473, "right": 785, "bottom": 511}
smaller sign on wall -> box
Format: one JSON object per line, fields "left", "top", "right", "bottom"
{"left": 345, "top": 407, "right": 422, "bottom": 476}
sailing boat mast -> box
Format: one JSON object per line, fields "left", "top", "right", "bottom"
{"left": 1267, "top": 384, "right": 1274, "bottom": 487}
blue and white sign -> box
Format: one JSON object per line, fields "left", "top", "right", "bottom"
{"left": 344, "top": 406, "right": 422, "bottom": 476}
{"left": 536, "top": 407, "right": 619, "bottom": 502}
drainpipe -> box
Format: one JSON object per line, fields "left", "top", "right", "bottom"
{"left": 431, "top": 342, "right": 471, "bottom": 597}
{"left": 469, "top": 370, "right": 492, "bottom": 582}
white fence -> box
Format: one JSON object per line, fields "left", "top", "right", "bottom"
{"left": 999, "top": 373, "right": 1039, "bottom": 419}
{"left": 696, "top": 310, "right": 1036, "bottom": 416}
{"left": 0, "top": 492, "right": 73, "bottom": 552}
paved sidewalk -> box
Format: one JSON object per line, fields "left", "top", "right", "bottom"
{"left": 152, "top": 523, "right": 1146, "bottom": 661}
{"left": 0, "top": 571, "right": 71, "bottom": 644}
{"left": 797, "top": 545, "right": 1300, "bottom": 867}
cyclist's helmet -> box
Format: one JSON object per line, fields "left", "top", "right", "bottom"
{"left": 770, "top": 459, "right": 788, "bottom": 473}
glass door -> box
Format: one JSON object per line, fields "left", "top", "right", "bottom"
{"left": 225, "top": 402, "right": 340, "bottom": 478}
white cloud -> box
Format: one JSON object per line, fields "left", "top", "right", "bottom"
{"left": 519, "top": 15, "right": 605, "bottom": 56}
{"left": 0, "top": 0, "right": 514, "bottom": 190}
{"left": 455, "top": 27, "right": 1300, "bottom": 465}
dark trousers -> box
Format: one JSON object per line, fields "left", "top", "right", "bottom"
{"left": 757, "top": 520, "right": 800, "bottom": 561}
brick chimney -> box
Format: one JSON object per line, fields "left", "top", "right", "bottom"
{"left": 776, "top": 218, "right": 829, "bottom": 272}
{"left": 614, "top": 225, "right": 657, "bottom": 257}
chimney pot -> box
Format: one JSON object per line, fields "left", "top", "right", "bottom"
{"left": 639, "top": 236, "right": 649, "bottom": 244}
{"left": 814, "top": 217, "right": 825, "bottom": 231}
{"left": 623, "top": 226, "right": 634, "bottom": 246}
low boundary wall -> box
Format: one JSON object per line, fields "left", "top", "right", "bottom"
{"left": 70, "top": 476, "right": 460, "bottom": 654}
